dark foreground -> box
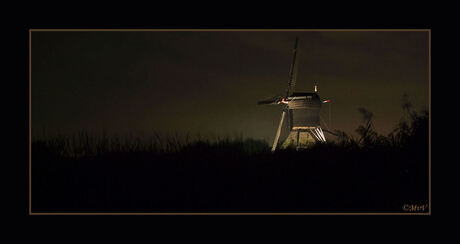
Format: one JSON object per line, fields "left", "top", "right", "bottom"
{"left": 31, "top": 109, "right": 429, "bottom": 213}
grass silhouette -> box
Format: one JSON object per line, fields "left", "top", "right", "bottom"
{"left": 31, "top": 97, "right": 429, "bottom": 213}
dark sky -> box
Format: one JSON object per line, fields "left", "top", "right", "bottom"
{"left": 31, "top": 30, "right": 429, "bottom": 142}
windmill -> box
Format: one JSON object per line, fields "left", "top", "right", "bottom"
{"left": 258, "top": 37, "right": 332, "bottom": 151}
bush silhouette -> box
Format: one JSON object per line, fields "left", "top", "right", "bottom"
{"left": 31, "top": 95, "right": 429, "bottom": 213}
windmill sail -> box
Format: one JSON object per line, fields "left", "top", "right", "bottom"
{"left": 285, "top": 37, "right": 299, "bottom": 97}
{"left": 257, "top": 96, "right": 282, "bottom": 105}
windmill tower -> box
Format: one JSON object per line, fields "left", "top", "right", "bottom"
{"left": 258, "top": 37, "right": 331, "bottom": 151}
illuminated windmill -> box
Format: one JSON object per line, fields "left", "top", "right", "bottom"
{"left": 258, "top": 37, "right": 332, "bottom": 151}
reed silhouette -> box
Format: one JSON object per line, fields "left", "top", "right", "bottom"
{"left": 32, "top": 97, "right": 429, "bottom": 213}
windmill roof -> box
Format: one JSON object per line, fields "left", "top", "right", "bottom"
{"left": 291, "top": 92, "right": 319, "bottom": 97}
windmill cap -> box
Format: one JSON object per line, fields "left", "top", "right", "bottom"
{"left": 288, "top": 93, "right": 321, "bottom": 109}
{"left": 290, "top": 92, "right": 320, "bottom": 97}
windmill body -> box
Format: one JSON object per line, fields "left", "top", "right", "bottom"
{"left": 258, "top": 38, "right": 328, "bottom": 151}
{"left": 281, "top": 92, "right": 326, "bottom": 148}
{"left": 274, "top": 92, "right": 326, "bottom": 151}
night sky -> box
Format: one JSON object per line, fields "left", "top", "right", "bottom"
{"left": 31, "top": 30, "right": 429, "bottom": 143}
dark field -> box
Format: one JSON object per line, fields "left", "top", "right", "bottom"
{"left": 31, "top": 107, "right": 429, "bottom": 213}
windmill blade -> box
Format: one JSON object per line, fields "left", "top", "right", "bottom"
{"left": 257, "top": 96, "right": 282, "bottom": 105}
{"left": 285, "top": 37, "right": 299, "bottom": 97}
{"left": 258, "top": 100, "right": 277, "bottom": 105}
{"left": 272, "top": 108, "right": 287, "bottom": 151}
